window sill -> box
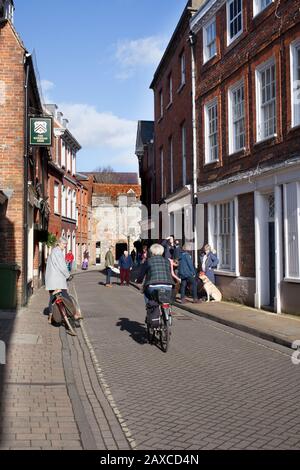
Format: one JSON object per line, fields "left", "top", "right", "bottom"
{"left": 215, "top": 270, "right": 240, "bottom": 278}
{"left": 177, "top": 82, "right": 185, "bottom": 94}
{"left": 254, "top": 134, "right": 277, "bottom": 147}
{"left": 203, "top": 52, "right": 217, "bottom": 66}
{"left": 228, "top": 147, "right": 247, "bottom": 158}
{"left": 227, "top": 30, "right": 243, "bottom": 49}
{"left": 284, "top": 277, "right": 300, "bottom": 284}
{"left": 288, "top": 123, "right": 300, "bottom": 133}
{"left": 204, "top": 159, "right": 220, "bottom": 167}
{"left": 166, "top": 101, "right": 173, "bottom": 110}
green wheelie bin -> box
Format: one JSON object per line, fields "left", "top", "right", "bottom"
{"left": 0, "top": 263, "right": 21, "bottom": 309}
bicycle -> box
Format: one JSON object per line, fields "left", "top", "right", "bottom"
{"left": 50, "top": 276, "right": 82, "bottom": 337}
{"left": 145, "top": 287, "right": 173, "bottom": 353}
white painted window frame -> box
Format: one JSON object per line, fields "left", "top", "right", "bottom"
{"left": 169, "top": 136, "right": 174, "bottom": 194}
{"left": 290, "top": 38, "right": 300, "bottom": 128}
{"left": 208, "top": 197, "right": 239, "bottom": 275}
{"left": 283, "top": 182, "right": 300, "bottom": 281}
{"left": 255, "top": 57, "right": 276, "bottom": 142}
{"left": 203, "top": 16, "right": 217, "bottom": 64}
{"left": 253, "top": 0, "right": 273, "bottom": 17}
{"left": 204, "top": 98, "right": 219, "bottom": 164}
{"left": 160, "top": 147, "right": 164, "bottom": 198}
{"left": 159, "top": 89, "right": 163, "bottom": 119}
{"left": 61, "top": 140, "right": 66, "bottom": 168}
{"left": 228, "top": 79, "right": 246, "bottom": 154}
{"left": 227, "top": 0, "right": 243, "bottom": 46}
{"left": 54, "top": 182, "right": 59, "bottom": 214}
{"left": 180, "top": 52, "right": 186, "bottom": 86}
{"left": 181, "top": 122, "right": 187, "bottom": 186}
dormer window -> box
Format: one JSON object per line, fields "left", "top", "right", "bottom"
{"left": 0, "top": 1, "right": 14, "bottom": 23}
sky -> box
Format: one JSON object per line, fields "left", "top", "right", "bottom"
{"left": 14, "top": 0, "right": 188, "bottom": 173}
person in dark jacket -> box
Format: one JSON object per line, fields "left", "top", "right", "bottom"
{"left": 119, "top": 250, "right": 133, "bottom": 285}
{"left": 199, "top": 244, "right": 219, "bottom": 284}
{"left": 161, "top": 236, "right": 174, "bottom": 260}
{"left": 178, "top": 245, "right": 200, "bottom": 304}
{"left": 138, "top": 243, "right": 175, "bottom": 303}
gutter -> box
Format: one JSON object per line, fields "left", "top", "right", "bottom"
{"left": 189, "top": 32, "right": 199, "bottom": 268}
{"left": 23, "top": 58, "right": 30, "bottom": 306}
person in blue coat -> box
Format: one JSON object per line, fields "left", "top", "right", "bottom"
{"left": 178, "top": 245, "right": 200, "bottom": 304}
{"left": 118, "top": 250, "right": 133, "bottom": 285}
{"left": 199, "top": 244, "right": 219, "bottom": 284}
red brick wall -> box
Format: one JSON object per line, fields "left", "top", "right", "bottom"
{"left": 152, "top": 11, "right": 194, "bottom": 202}
{"left": 0, "top": 22, "right": 26, "bottom": 303}
{"left": 195, "top": 0, "right": 300, "bottom": 185}
{"left": 238, "top": 193, "right": 255, "bottom": 278}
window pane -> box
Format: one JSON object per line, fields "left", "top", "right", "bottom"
{"left": 285, "top": 183, "right": 299, "bottom": 278}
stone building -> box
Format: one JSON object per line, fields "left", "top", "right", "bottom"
{"left": 83, "top": 173, "right": 141, "bottom": 265}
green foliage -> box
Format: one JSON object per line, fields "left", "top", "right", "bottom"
{"left": 46, "top": 232, "right": 57, "bottom": 248}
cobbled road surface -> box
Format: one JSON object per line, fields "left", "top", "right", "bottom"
{"left": 74, "top": 271, "right": 300, "bottom": 450}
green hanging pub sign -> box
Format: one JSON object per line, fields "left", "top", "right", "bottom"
{"left": 29, "top": 117, "right": 52, "bottom": 146}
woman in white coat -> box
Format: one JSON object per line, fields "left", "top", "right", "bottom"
{"left": 45, "top": 236, "right": 72, "bottom": 322}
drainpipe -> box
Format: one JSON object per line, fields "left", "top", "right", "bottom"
{"left": 23, "top": 58, "right": 30, "bottom": 306}
{"left": 189, "top": 32, "right": 198, "bottom": 268}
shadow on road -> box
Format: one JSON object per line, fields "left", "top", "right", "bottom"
{"left": 116, "top": 317, "right": 148, "bottom": 345}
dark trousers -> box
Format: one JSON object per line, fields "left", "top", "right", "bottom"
{"left": 106, "top": 267, "right": 112, "bottom": 284}
{"left": 120, "top": 268, "right": 130, "bottom": 284}
{"left": 180, "top": 277, "right": 197, "bottom": 300}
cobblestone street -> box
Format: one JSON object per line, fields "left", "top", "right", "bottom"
{"left": 73, "top": 271, "right": 300, "bottom": 450}
{"left": 1, "top": 270, "right": 300, "bottom": 451}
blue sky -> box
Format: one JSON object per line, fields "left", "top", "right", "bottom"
{"left": 14, "top": 0, "right": 187, "bottom": 173}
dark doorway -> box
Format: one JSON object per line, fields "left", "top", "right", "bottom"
{"left": 116, "top": 243, "right": 128, "bottom": 260}
{"left": 269, "top": 222, "right": 275, "bottom": 307}
{"left": 96, "top": 241, "right": 101, "bottom": 264}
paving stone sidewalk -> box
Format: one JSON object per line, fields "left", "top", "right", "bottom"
{"left": 0, "top": 287, "right": 130, "bottom": 450}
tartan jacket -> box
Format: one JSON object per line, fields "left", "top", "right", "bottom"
{"left": 143, "top": 256, "right": 175, "bottom": 287}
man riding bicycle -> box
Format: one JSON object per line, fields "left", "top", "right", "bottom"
{"left": 138, "top": 243, "right": 175, "bottom": 302}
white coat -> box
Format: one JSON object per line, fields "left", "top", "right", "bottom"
{"left": 45, "top": 246, "right": 70, "bottom": 291}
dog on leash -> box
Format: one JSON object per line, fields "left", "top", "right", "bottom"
{"left": 198, "top": 272, "right": 222, "bottom": 302}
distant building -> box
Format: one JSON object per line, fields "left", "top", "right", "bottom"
{"left": 82, "top": 173, "right": 141, "bottom": 265}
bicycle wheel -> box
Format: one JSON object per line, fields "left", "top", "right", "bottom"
{"left": 147, "top": 323, "right": 154, "bottom": 344}
{"left": 160, "top": 316, "right": 169, "bottom": 353}
{"left": 58, "top": 303, "right": 77, "bottom": 336}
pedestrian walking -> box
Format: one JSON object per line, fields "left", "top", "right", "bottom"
{"left": 65, "top": 250, "right": 74, "bottom": 272}
{"left": 105, "top": 245, "right": 115, "bottom": 287}
{"left": 199, "top": 244, "right": 219, "bottom": 284}
{"left": 130, "top": 248, "right": 136, "bottom": 265}
{"left": 119, "top": 250, "right": 133, "bottom": 285}
{"left": 141, "top": 245, "right": 148, "bottom": 264}
{"left": 178, "top": 245, "right": 200, "bottom": 304}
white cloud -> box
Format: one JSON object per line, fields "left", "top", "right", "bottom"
{"left": 115, "top": 35, "right": 166, "bottom": 79}
{"left": 60, "top": 103, "right": 136, "bottom": 149}
{"left": 40, "top": 79, "right": 55, "bottom": 103}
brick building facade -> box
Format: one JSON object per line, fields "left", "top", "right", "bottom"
{"left": 149, "top": 0, "right": 205, "bottom": 255}
{"left": 45, "top": 104, "right": 81, "bottom": 268}
{"left": 191, "top": 0, "right": 300, "bottom": 313}
{"left": 0, "top": 7, "right": 49, "bottom": 307}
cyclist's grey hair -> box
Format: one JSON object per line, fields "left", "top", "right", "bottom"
{"left": 150, "top": 244, "right": 164, "bottom": 256}
{"left": 58, "top": 236, "right": 68, "bottom": 245}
